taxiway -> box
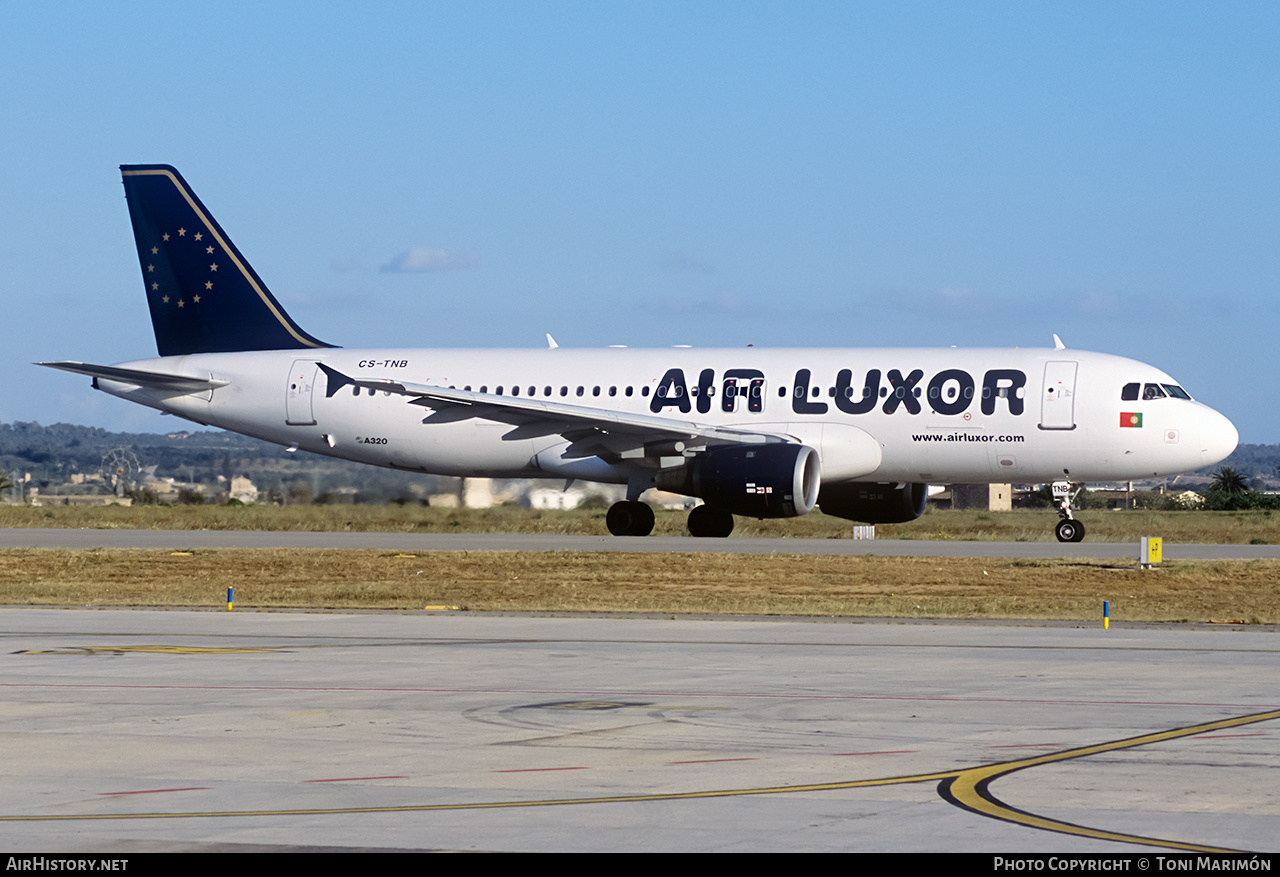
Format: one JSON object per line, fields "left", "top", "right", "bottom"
{"left": 1, "top": 608, "right": 1277, "bottom": 852}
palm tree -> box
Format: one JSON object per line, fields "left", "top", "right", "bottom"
{"left": 1211, "top": 466, "right": 1248, "bottom": 496}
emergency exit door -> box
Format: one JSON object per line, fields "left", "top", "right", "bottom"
{"left": 1040, "top": 361, "right": 1078, "bottom": 430}
{"left": 285, "top": 360, "right": 319, "bottom": 425}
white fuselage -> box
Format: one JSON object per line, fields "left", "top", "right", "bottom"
{"left": 96, "top": 346, "right": 1239, "bottom": 489}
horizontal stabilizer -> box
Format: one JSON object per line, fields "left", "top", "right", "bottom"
{"left": 37, "top": 361, "right": 229, "bottom": 392}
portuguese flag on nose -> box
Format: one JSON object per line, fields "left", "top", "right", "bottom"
{"left": 1121, "top": 412, "right": 1143, "bottom": 428}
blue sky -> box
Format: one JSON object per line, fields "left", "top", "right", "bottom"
{"left": 2, "top": 2, "right": 1277, "bottom": 441}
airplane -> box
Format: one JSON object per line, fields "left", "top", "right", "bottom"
{"left": 41, "top": 164, "right": 1239, "bottom": 541}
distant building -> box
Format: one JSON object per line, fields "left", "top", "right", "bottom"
{"left": 951, "top": 483, "right": 1013, "bottom": 511}
{"left": 229, "top": 476, "right": 259, "bottom": 504}
{"left": 462, "top": 478, "right": 494, "bottom": 509}
{"left": 527, "top": 488, "right": 587, "bottom": 510}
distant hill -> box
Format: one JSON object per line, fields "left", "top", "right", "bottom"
{"left": 0, "top": 421, "right": 447, "bottom": 502}
{"left": 1214, "top": 443, "right": 1280, "bottom": 479}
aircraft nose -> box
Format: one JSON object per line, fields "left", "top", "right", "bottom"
{"left": 1198, "top": 406, "right": 1239, "bottom": 468}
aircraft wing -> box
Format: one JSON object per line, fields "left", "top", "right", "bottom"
{"left": 37, "top": 361, "right": 230, "bottom": 393}
{"left": 318, "top": 363, "right": 785, "bottom": 451}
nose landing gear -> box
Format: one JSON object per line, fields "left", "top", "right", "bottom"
{"left": 1054, "top": 516, "right": 1085, "bottom": 543}
{"left": 1052, "top": 480, "right": 1086, "bottom": 542}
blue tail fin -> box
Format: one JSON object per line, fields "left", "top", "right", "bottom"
{"left": 120, "top": 164, "right": 335, "bottom": 356}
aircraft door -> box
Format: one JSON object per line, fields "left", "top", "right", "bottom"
{"left": 285, "top": 360, "right": 319, "bottom": 425}
{"left": 1039, "top": 361, "right": 1078, "bottom": 430}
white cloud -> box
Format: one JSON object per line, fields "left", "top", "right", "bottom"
{"left": 380, "top": 246, "right": 478, "bottom": 273}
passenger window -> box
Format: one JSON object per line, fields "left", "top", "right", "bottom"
{"left": 1121, "top": 383, "right": 1139, "bottom": 401}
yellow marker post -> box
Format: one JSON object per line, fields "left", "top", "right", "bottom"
{"left": 227, "top": 587, "right": 233, "bottom": 611}
{"left": 1103, "top": 600, "right": 1109, "bottom": 630}
{"left": 1140, "top": 536, "right": 1162, "bottom": 570}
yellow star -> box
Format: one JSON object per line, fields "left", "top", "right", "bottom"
{"left": 194, "top": 232, "right": 203, "bottom": 241}
{"left": 147, "top": 264, "right": 154, "bottom": 272}
{"left": 204, "top": 281, "right": 213, "bottom": 289}
{"left": 178, "top": 228, "right": 186, "bottom": 236}
{"left": 151, "top": 246, "right": 158, "bottom": 254}
{"left": 206, "top": 246, "right": 215, "bottom": 254}
{"left": 162, "top": 295, "right": 169, "bottom": 303}
{"left": 177, "top": 299, "right": 185, "bottom": 307}
{"left": 209, "top": 263, "right": 218, "bottom": 272}
{"left": 162, "top": 233, "right": 170, "bottom": 241}
{"left": 193, "top": 295, "right": 201, "bottom": 303}
{"left": 151, "top": 282, "right": 159, "bottom": 290}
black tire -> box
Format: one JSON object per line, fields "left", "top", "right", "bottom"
{"left": 606, "top": 501, "right": 654, "bottom": 536}
{"left": 1055, "top": 519, "right": 1085, "bottom": 543}
{"left": 687, "top": 504, "right": 734, "bottom": 538}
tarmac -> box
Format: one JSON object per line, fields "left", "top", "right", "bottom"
{"left": 1, "top": 606, "right": 1277, "bottom": 852}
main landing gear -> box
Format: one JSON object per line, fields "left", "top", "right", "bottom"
{"left": 687, "top": 504, "right": 734, "bottom": 538}
{"left": 605, "top": 500, "right": 654, "bottom": 537}
{"left": 604, "top": 501, "right": 736, "bottom": 538}
{"left": 1052, "top": 480, "right": 1086, "bottom": 543}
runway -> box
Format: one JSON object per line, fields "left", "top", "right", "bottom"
{"left": 3, "top": 527, "right": 1279, "bottom": 558}
{"left": 2, "top": 608, "right": 1277, "bottom": 852}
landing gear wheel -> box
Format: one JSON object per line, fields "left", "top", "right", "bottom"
{"left": 1055, "top": 518, "right": 1086, "bottom": 543}
{"left": 606, "top": 501, "right": 654, "bottom": 536}
{"left": 687, "top": 505, "right": 734, "bottom": 538}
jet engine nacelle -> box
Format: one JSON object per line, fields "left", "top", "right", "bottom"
{"left": 660, "top": 443, "right": 821, "bottom": 518}
{"left": 817, "top": 481, "right": 928, "bottom": 524}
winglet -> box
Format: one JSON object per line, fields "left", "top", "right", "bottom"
{"left": 1053, "top": 334, "right": 1066, "bottom": 350}
{"left": 546, "top": 333, "right": 559, "bottom": 349}
{"left": 120, "top": 165, "right": 336, "bottom": 356}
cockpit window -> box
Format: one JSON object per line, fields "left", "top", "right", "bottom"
{"left": 1142, "top": 383, "right": 1167, "bottom": 400}
{"left": 1162, "top": 384, "right": 1191, "bottom": 400}
{"left": 1121, "top": 382, "right": 1139, "bottom": 401}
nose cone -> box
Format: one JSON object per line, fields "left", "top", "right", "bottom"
{"left": 1199, "top": 406, "right": 1239, "bottom": 468}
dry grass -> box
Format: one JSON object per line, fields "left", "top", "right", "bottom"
{"left": 2, "top": 548, "right": 1277, "bottom": 623}
{"left": 2, "top": 504, "right": 1278, "bottom": 544}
